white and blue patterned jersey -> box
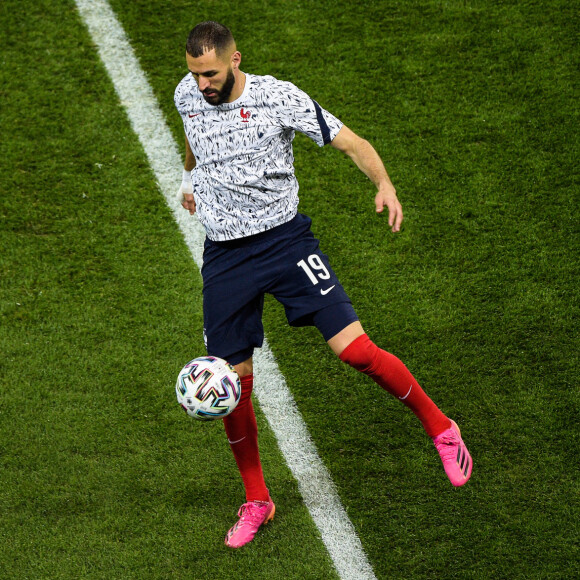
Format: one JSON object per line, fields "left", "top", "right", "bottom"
{"left": 174, "top": 73, "right": 343, "bottom": 241}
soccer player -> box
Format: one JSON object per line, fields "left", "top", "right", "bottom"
{"left": 175, "top": 21, "right": 472, "bottom": 549}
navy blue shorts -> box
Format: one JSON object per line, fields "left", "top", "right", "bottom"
{"left": 201, "top": 213, "right": 359, "bottom": 365}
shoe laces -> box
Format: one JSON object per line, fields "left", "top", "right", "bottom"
{"left": 433, "top": 429, "right": 462, "bottom": 460}
{"left": 237, "top": 501, "right": 269, "bottom": 527}
{"left": 435, "top": 431, "right": 459, "bottom": 446}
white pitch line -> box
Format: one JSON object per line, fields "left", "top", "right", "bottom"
{"left": 74, "top": 2, "right": 377, "bottom": 579}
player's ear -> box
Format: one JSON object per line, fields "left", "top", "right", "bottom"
{"left": 231, "top": 51, "right": 241, "bottom": 69}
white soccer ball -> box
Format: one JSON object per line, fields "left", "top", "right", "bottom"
{"left": 176, "top": 356, "right": 241, "bottom": 421}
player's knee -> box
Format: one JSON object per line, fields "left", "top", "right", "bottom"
{"left": 234, "top": 357, "right": 253, "bottom": 378}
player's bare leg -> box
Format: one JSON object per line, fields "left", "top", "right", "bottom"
{"left": 233, "top": 358, "right": 254, "bottom": 378}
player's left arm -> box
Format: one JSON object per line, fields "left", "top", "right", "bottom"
{"left": 331, "top": 125, "right": 403, "bottom": 232}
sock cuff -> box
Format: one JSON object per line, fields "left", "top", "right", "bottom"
{"left": 339, "top": 333, "right": 374, "bottom": 366}
{"left": 238, "top": 373, "right": 254, "bottom": 408}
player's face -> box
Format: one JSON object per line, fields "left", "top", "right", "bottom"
{"left": 186, "top": 49, "right": 237, "bottom": 106}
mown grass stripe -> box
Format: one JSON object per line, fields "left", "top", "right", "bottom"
{"left": 74, "top": 1, "right": 376, "bottom": 578}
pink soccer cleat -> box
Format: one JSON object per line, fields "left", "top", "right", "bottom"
{"left": 433, "top": 420, "right": 473, "bottom": 486}
{"left": 224, "top": 498, "right": 276, "bottom": 548}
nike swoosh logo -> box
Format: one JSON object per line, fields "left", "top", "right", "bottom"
{"left": 320, "top": 285, "right": 336, "bottom": 295}
{"left": 188, "top": 113, "right": 200, "bottom": 118}
{"left": 227, "top": 436, "right": 246, "bottom": 445}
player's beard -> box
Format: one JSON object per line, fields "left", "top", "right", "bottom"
{"left": 202, "top": 67, "right": 236, "bottom": 105}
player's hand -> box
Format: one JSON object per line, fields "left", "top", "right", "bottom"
{"left": 375, "top": 185, "right": 403, "bottom": 232}
{"left": 181, "top": 191, "right": 197, "bottom": 215}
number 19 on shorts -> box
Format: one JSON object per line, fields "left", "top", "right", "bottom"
{"left": 297, "top": 254, "right": 330, "bottom": 285}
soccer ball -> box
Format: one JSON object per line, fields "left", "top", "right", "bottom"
{"left": 176, "top": 356, "right": 241, "bottom": 421}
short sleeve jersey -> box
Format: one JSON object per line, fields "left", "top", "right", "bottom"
{"left": 174, "top": 73, "right": 343, "bottom": 241}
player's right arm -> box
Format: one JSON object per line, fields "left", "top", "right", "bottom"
{"left": 181, "top": 134, "right": 197, "bottom": 214}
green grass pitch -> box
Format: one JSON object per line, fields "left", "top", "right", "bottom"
{"left": 1, "top": 0, "right": 578, "bottom": 578}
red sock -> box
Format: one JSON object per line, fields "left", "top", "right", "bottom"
{"left": 223, "top": 374, "right": 269, "bottom": 502}
{"left": 339, "top": 334, "right": 450, "bottom": 437}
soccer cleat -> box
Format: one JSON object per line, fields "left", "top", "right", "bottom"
{"left": 432, "top": 420, "right": 472, "bottom": 486}
{"left": 224, "top": 498, "right": 275, "bottom": 548}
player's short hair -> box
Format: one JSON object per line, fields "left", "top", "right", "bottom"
{"left": 186, "top": 21, "right": 235, "bottom": 58}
